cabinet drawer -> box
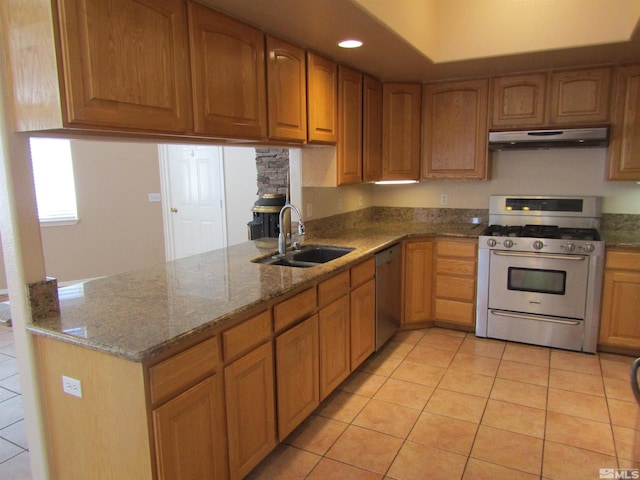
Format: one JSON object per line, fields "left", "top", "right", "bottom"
{"left": 434, "top": 299, "right": 475, "bottom": 326}
{"left": 149, "top": 336, "right": 220, "bottom": 406}
{"left": 436, "top": 276, "right": 475, "bottom": 301}
{"left": 436, "top": 240, "right": 477, "bottom": 259}
{"left": 274, "top": 287, "right": 317, "bottom": 332}
{"left": 351, "top": 257, "right": 375, "bottom": 288}
{"left": 223, "top": 310, "right": 272, "bottom": 361}
{"left": 318, "top": 270, "right": 350, "bottom": 307}
{"left": 606, "top": 250, "right": 640, "bottom": 271}
{"left": 436, "top": 258, "right": 476, "bottom": 276}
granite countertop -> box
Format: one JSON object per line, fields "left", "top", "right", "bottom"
{"left": 600, "top": 230, "right": 640, "bottom": 249}
{"left": 28, "top": 222, "right": 484, "bottom": 362}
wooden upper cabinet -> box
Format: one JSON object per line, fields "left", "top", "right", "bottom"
{"left": 363, "top": 75, "right": 383, "bottom": 182}
{"left": 491, "top": 73, "right": 547, "bottom": 128}
{"left": 266, "top": 36, "right": 307, "bottom": 142}
{"left": 307, "top": 53, "right": 338, "bottom": 143}
{"left": 491, "top": 67, "right": 612, "bottom": 128}
{"left": 188, "top": 1, "right": 267, "bottom": 140}
{"left": 382, "top": 83, "right": 422, "bottom": 180}
{"left": 609, "top": 64, "right": 640, "bottom": 180}
{"left": 337, "top": 66, "right": 363, "bottom": 185}
{"left": 422, "top": 79, "right": 489, "bottom": 180}
{"left": 548, "top": 67, "right": 612, "bottom": 125}
{"left": 2, "top": 0, "right": 193, "bottom": 133}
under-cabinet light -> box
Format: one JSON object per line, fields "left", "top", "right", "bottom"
{"left": 374, "top": 180, "right": 419, "bottom": 185}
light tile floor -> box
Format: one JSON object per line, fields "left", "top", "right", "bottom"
{"left": 248, "top": 327, "right": 640, "bottom": 480}
{"left": 1, "top": 325, "right": 637, "bottom": 480}
{"left": 0, "top": 325, "right": 31, "bottom": 480}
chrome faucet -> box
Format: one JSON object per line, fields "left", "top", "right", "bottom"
{"left": 278, "top": 203, "right": 305, "bottom": 255}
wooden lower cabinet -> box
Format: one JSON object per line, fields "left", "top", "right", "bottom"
{"left": 225, "top": 341, "right": 276, "bottom": 479}
{"left": 275, "top": 314, "right": 320, "bottom": 440}
{"left": 319, "top": 295, "right": 351, "bottom": 399}
{"left": 351, "top": 278, "right": 376, "bottom": 369}
{"left": 599, "top": 249, "right": 640, "bottom": 353}
{"left": 433, "top": 238, "right": 478, "bottom": 328}
{"left": 153, "top": 373, "right": 227, "bottom": 480}
{"left": 403, "top": 240, "right": 434, "bottom": 325}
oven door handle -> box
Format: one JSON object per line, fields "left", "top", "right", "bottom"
{"left": 490, "top": 309, "right": 582, "bottom": 326}
{"left": 492, "top": 251, "right": 586, "bottom": 261}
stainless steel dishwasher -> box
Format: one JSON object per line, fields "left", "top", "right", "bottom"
{"left": 375, "top": 244, "right": 402, "bottom": 350}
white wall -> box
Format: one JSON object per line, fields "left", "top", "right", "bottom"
{"left": 222, "top": 147, "right": 259, "bottom": 246}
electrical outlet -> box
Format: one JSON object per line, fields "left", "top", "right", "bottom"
{"left": 337, "top": 198, "right": 343, "bottom": 212}
{"left": 306, "top": 203, "right": 313, "bottom": 217}
{"left": 62, "top": 375, "right": 83, "bottom": 398}
{"left": 148, "top": 193, "right": 161, "bottom": 202}
{"left": 358, "top": 195, "right": 363, "bottom": 207}
{"left": 440, "top": 194, "right": 449, "bottom": 206}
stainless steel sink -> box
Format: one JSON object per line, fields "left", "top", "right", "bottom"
{"left": 253, "top": 245, "right": 355, "bottom": 267}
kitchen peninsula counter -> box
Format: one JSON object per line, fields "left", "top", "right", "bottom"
{"left": 27, "top": 222, "right": 485, "bottom": 363}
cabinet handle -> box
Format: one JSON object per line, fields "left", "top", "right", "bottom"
{"left": 631, "top": 358, "right": 640, "bottom": 405}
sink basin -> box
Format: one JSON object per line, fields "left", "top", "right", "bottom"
{"left": 253, "top": 245, "right": 355, "bottom": 267}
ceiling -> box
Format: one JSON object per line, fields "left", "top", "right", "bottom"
{"left": 198, "top": 0, "right": 640, "bottom": 82}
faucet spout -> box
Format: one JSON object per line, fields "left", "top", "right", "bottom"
{"left": 278, "top": 203, "right": 305, "bottom": 255}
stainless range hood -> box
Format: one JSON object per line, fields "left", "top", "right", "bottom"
{"left": 489, "top": 127, "right": 609, "bottom": 150}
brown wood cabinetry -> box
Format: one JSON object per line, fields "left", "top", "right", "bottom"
{"left": 153, "top": 373, "right": 227, "bottom": 480}
{"left": 403, "top": 240, "right": 434, "bottom": 325}
{"left": 350, "top": 258, "right": 376, "bottom": 368}
{"left": 382, "top": 83, "right": 422, "bottom": 180}
{"left": 422, "top": 79, "right": 489, "bottom": 180}
{"left": 337, "top": 66, "right": 364, "bottom": 185}
{"left": 225, "top": 341, "right": 276, "bottom": 479}
{"left": 599, "top": 249, "right": 640, "bottom": 353}
{"left": 363, "top": 76, "right": 384, "bottom": 182}
{"left": 307, "top": 52, "right": 338, "bottom": 143}
{"left": 276, "top": 314, "right": 320, "bottom": 440}
{"left": 188, "top": 2, "right": 267, "bottom": 140}
{"left": 491, "top": 67, "right": 612, "bottom": 128}
{"left": 319, "top": 296, "right": 351, "bottom": 399}
{"left": 433, "top": 238, "right": 478, "bottom": 329}
{"left": 1, "top": 0, "right": 192, "bottom": 133}
{"left": 608, "top": 64, "right": 640, "bottom": 181}
{"left": 266, "top": 36, "right": 307, "bottom": 142}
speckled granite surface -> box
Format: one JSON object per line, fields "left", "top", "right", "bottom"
{"left": 601, "top": 213, "right": 640, "bottom": 249}
{"left": 27, "top": 218, "right": 483, "bottom": 363}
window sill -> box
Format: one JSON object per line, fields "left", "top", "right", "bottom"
{"left": 39, "top": 218, "right": 79, "bottom": 227}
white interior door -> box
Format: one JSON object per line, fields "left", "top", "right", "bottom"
{"left": 160, "top": 145, "right": 227, "bottom": 260}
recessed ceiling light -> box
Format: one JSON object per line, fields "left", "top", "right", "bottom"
{"left": 338, "top": 39, "right": 363, "bottom": 49}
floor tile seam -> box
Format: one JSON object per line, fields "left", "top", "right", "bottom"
{"left": 543, "top": 412, "right": 618, "bottom": 458}
{"left": 547, "top": 384, "right": 606, "bottom": 398}
{"left": 348, "top": 411, "right": 422, "bottom": 442}
{"left": 545, "top": 404, "right": 615, "bottom": 426}
{"left": 542, "top": 439, "right": 619, "bottom": 462}
{"left": 468, "top": 432, "right": 544, "bottom": 478}
{"left": 364, "top": 395, "right": 427, "bottom": 415}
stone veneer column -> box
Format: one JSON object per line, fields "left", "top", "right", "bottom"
{"left": 255, "top": 148, "right": 289, "bottom": 196}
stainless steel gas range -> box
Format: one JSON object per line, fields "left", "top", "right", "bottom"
{"left": 475, "top": 195, "right": 605, "bottom": 353}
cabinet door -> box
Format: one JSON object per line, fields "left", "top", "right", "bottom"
{"left": 608, "top": 64, "right": 640, "bottom": 181}
{"left": 307, "top": 53, "right": 338, "bottom": 143}
{"left": 548, "top": 67, "right": 612, "bottom": 125}
{"left": 382, "top": 83, "right": 422, "bottom": 180}
{"left": 337, "top": 66, "right": 363, "bottom": 185}
{"left": 188, "top": 1, "right": 267, "bottom": 139}
{"left": 403, "top": 241, "right": 433, "bottom": 325}
{"left": 319, "top": 295, "right": 351, "bottom": 399}
{"left": 491, "top": 73, "right": 547, "bottom": 128}
{"left": 266, "top": 36, "right": 307, "bottom": 142}
{"left": 225, "top": 342, "right": 276, "bottom": 480}
{"left": 57, "top": 0, "right": 192, "bottom": 132}
{"left": 422, "top": 79, "right": 489, "bottom": 180}
{"left": 153, "top": 374, "right": 227, "bottom": 480}
{"left": 276, "top": 315, "right": 319, "bottom": 440}
{"left": 363, "top": 75, "right": 383, "bottom": 182}
{"left": 351, "top": 279, "right": 375, "bottom": 370}
{"left": 599, "top": 270, "right": 640, "bottom": 351}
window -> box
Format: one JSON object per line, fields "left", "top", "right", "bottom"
{"left": 29, "top": 138, "right": 78, "bottom": 224}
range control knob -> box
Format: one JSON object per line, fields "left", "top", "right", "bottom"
{"left": 564, "top": 242, "right": 576, "bottom": 252}
{"left": 532, "top": 240, "right": 544, "bottom": 250}
{"left": 583, "top": 243, "right": 595, "bottom": 253}
{"left": 486, "top": 238, "right": 497, "bottom": 247}
{"left": 503, "top": 239, "right": 514, "bottom": 248}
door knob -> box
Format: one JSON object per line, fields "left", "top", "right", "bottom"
{"left": 171, "top": 208, "right": 178, "bottom": 213}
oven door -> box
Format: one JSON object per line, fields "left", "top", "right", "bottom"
{"left": 488, "top": 250, "right": 589, "bottom": 319}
